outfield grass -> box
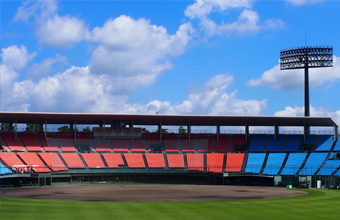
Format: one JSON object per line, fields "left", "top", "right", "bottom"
{"left": 1, "top": 188, "right": 340, "bottom": 220}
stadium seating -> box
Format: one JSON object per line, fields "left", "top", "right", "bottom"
{"left": 214, "top": 135, "right": 230, "bottom": 152}
{"left": 37, "top": 133, "right": 59, "bottom": 152}
{"left": 60, "top": 153, "right": 85, "bottom": 168}
{"left": 281, "top": 153, "right": 307, "bottom": 175}
{"left": 111, "top": 139, "right": 128, "bottom": 152}
{"left": 163, "top": 134, "right": 179, "bottom": 152}
{"left": 19, "top": 132, "right": 42, "bottom": 151}
{"left": 299, "top": 153, "right": 328, "bottom": 175}
{"left": 39, "top": 152, "right": 68, "bottom": 171}
{"left": 186, "top": 153, "right": 204, "bottom": 171}
{"left": 231, "top": 135, "right": 246, "bottom": 152}
{"left": 225, "top": 153, "right": 244, "bottom": 172}
{"left": 94, "top": 142, "right": 111, "bottom": 152}
{"left": 180, "top": 134, "right": 195, "bottom": 152}
{"left": 166, "top": 154, "right": 185, "bottom": 168}
{"left": 102, "top": 153, "right": 124, "bottom": 168}
{"left": 17, "top": 152, "right": 50, "bottom": 172}
{"left": 266, "top": 136, "right": 284, "bottom": 152}
{"left": 206, "top": 153, "right": 224, "bottom": 173}
{"left": 315, "top": 136, "right": 334, "bottom": 151}
{"left": 317, "top": 159, "right": 340, "bottom": 175}
{"left": 0, "top": 152, "right": 25, "bottom": 171}
{"left": 303, "top": 135, "right": 317, "bottom": 145}
{"left": 249, "top": 135, "right": 266, "bottom": 152}
{"left": 124, "top": 153, "right": 145, "bottom": 168}
{"left": 0, "top": 161, "right": 12, "bottom": 174}
{"left": 128, "top": 139, "right": 146, "bottom": 152}
{"left": 1, "top": 133, "right": 25, "bottom": 151}
{"left": 81, "top": 153, "right": 105, "bottom": 168}
{"left": 245, "top": 153, "right": 266, "bottom": 174}
{"left": 332, "top": 138, "right": 340, "bottom": 151}
{"left": 145, "top": 153, "right": 165, "bottom": 168}
{"left": 283, "top": 135, "right": 302, "bottom": 151}
{"left": 197, "top": 135, "right": 212, "bottom": 152}
{"left": 263, "top": 153, "right": 286, "bottom": 175}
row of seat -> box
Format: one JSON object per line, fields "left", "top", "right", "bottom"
{"left": 0, "top": 152, "right": 245, "bottom": 173}
{"left": 1, "top": 151, "right": 339, "bottom": 176}
{"left": 1, "top": 132, "right": 339, "bottom": 154}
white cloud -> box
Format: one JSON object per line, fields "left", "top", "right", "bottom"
{"left": 122, "top": 74, "right": 267, "bottom": 115}
{"left": 285, "top": 0, "right": 325, "bottom": 6}
{"left": 28, "top": 54, "right": 67, "bottom": 78}
{"left": 247, "top": 56, "right": 340, "bottom": 89}
{"left": 88, "top": 15, "right": 193, "bottom": 82}
{"left": 185, "top": 0, "right": 254, "bottom": 19}
{"left": 1, "top": 45, "right": 36, "bottom": 70}
{"left": 36, "top": 15, "right": 90, "bottom": 48}
{"left": 14, "top": 0, "right": 89, "bottom": 48}
{"left": 185, "top": 0, "right": 285, "bottom": 37}
{"left": 275, "top": 105, "right": 340, "bottom": 124}
{"left": 14, "top": 0, "right": 57, "bottom": 21}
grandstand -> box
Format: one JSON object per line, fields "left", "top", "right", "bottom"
{"left": 0, "top": 112, "right": 339, "bottom": 187}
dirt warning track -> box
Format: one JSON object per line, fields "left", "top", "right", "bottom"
{"left": 1, "top": 184, "right": 306, "bottom": 202}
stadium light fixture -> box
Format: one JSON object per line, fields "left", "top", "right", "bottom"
{"left": 280, "top": 46, "right": 333, "bottom": 116}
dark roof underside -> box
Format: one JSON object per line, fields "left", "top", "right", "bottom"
{"left": 0, "top": 112, "right": 338, "bottom": 127}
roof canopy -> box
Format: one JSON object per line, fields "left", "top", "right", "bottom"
{"left": 0, "top": 112, "right": 338, "bottom": 128}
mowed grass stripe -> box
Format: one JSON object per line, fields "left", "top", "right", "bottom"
{"left": 1, "top": 189, "right": 340, "bottom": 220}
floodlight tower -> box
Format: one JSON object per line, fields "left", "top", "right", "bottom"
{"left": 280, "top": 46, "right": 333, "bottom": 134}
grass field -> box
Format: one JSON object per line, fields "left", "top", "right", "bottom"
{"left": 1, "top": 188, "right": 340, "bottom": 220}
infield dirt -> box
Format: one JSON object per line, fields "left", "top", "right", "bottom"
{"left": 1, "top": 184, "right": 306, "bottom": 202}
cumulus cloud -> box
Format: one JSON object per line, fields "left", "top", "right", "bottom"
{"left": 28, "top": 54, "right": 67, "bottom": 79}
{"left": 275, "top": 105, "right": 340, "bottom": 124}
{"left": 89, "top": 16, "right": 194, "bottom": 80}
{"left": 14, "top": 0, "right": 89, "bottom": 48}
{"left": 184, "top": 0, "right": 254, "bottom": 19}
{"left": 122, "top": 74, "right": 267, "bottom": 115}
{"left": 1, "top": 66, "right": 267, "bottom": 116}
{"left": 36, "top": 15, "right": 90, "bottom": 48}
{"left": 285, "top": 0, "right": 325, "bottom": 6}
{"left": 1, "top": 45, "right": 36, "bottom": 70}
{"left": 185, "top": 0, "right": 285, "bottom": 37}
{"left": 247, "top": 56, "right": 340, "bottom": 89}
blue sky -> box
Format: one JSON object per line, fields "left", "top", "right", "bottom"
{"left": 1, "top": 0, "right": 340, "bottom": 124}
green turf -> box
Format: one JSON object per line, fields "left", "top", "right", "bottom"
{"left": 1, "top": 188, "right": 340, "bottom": 220}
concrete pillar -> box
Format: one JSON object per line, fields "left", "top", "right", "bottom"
{"left": 245, "top": 124, "right": 249, "bottom": 142}
{"left": 274, "top": 124, "right": 279, "bottom": 141}
{"left": 334, "top": 125, "right": 339, "bottom": 141}
{"left": 158, "top": 122, "right": 162, "bottom": 141}
{"left": 216, "top": 123, "right": 220, "bottom": 141}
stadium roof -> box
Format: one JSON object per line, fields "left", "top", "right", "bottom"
{"left": 0, "top": 112, "right": 338, "bottom": 128}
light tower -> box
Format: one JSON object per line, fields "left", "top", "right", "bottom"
{"left": 280, "top": 46, "right": 333, "bottom": 134}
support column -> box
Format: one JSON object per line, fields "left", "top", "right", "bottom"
{"left": 103, "top": 121, "right": 106, "bottom": 139}
{"left": 216, "top": 123, "right": 220, "bottom": 142}
{"left": 274, "top": 124, "right": 279, "bottom": 141}
{"left": 188, "top": 122, "right": 191, "bottom": 140}
{"left": 15, "top": 120, "right": 18, "bottom": 139}
{"left": 304, "top": 124, "right": 310, "bottom": 139}
{"left": 39, "top": 124, "right": 44, "bottom": 132}
{"left": 44, "top": 120, "right": 47, "bottom": 139}
{"left": 74, "top": 121, "right": 77, "bottom": 141}
{"left": 158, "top": 122, "right": 162, "bottom": 142}
{"left": 245, "top": 124, "right": 249, "bottom": 142}
{"left": 9, "top": 123, "right": 13, "bottom": 132}
{"left": 334, "top": 125, "right": 339, "bottom": 141}
{"left": 131, "top": 121, "right": 134, "bottom": 141}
